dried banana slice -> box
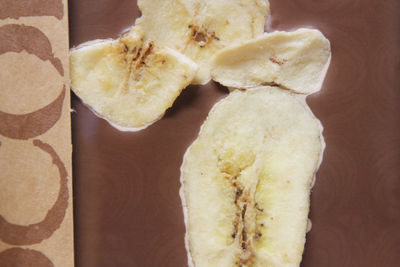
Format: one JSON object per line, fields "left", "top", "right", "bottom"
{"left": 70, "top": 26, "right": 198, "bottom": 131}
{"left": 136, "top": 0, "right": 270, "bottom": 85}
{"left": 211, "top": 28, "right": 331, "bottom": 94}
{"left": 181, "top": 86, "right": 324, "bottom": 267}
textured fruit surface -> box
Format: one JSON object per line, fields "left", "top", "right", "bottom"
{"left": 70, "top": 26, "right": 197, "bottom": 130}
{"left": 181, "top": 87, "right": 324, "bottom": 267}
{"left": 136, "top": 0, "right": 270, "bottom": 84}
{"left": 211, "top": 29, "right": 331, "bottom": 94}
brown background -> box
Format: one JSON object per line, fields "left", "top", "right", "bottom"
{"left": 69, "top": 0, "right": 400, "bottom": 266}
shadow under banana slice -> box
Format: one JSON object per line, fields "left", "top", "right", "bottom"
{"left": 0, "top": 24, "right": 64, "bottom": 76}
{"left": 0, "top": 139, "right": 69, "bottom": 246}
{"left": 0, "top": 248, "right": 54, "bottom": 267}
{"left": 0, "top": 0, "right": 64, "bottom": 20}
{"left": 0, "top": 86, "right": 65, "bottom": 140}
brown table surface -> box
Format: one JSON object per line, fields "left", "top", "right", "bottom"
{"left": 69, "top": 0, "right": 400, "bottom": 266}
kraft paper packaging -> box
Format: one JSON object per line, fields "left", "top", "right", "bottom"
{"left": 0, "top": 0, "right": 74, "bottom": 266}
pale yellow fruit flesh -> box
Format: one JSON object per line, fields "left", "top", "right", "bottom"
{"left": 70, "top": 26, "right": 197, "bottom": 130}
{"left": 211, "top": 28, "right": 331, "bottom": 94}
{"left": 136, "top": 0, "right": 270, "bottom": 84}
{"left": 181, "top": 87, "right": 323, "bottom": 267}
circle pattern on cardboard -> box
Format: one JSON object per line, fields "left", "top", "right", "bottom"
{"left": 0, "top": 140, "right": 68, "bottom": 246}
{"left": 0, "top": 24, "right": 64, "bottom": 76}
{"left": 0, "top": 0, "right": 64, "bottom": 20}
{"left": 0, "top": 247, "right": 54, "bottom": 267}
{"left": 0, "top": 87, "right": 65, "bottom": 140}
{"left": 0, "top": 1, "right": 69, "bottom": 265}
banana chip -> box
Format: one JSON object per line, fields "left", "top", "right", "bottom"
{"left": 70, "top": 26, "right": 198, "bottom": 131}
{"left": 181, "top": 87, "right": 324, "bottom": 267}
{"left": 136, "top": 0, "right": 270, "bottom": 84}
{"left": 211, "top": 29, "right": 331, "bottom": 94}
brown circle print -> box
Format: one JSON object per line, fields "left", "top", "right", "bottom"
{"left": 0, "top": 0, "right": 64, "bottom": 20}
{"left": 0, "top": 247, "right": 54, "bottom": 267}
{"left": 0, "top": 139, "right": 68, "bottom": 246}
{"left": 0, "top": 86, "right": 65, "bottom": 140}
{"left": 0, "top": 24, "right": 64, "bottom": 76}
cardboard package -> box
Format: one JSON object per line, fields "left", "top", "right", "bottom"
{"left": 0, "top": 0, "right": 74, "bottom": 266}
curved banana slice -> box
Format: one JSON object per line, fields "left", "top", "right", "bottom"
{"left": 211, "top": 29, "right": 331, "bottom": 94}
{"left": 136, "top": 0, "right": 270, "bottom": 85}
{"left": 181, "top": 87, "right": 324, "bottom": 267}
{"left": 70, "top": 26, "right": 198, "bottom": 131}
